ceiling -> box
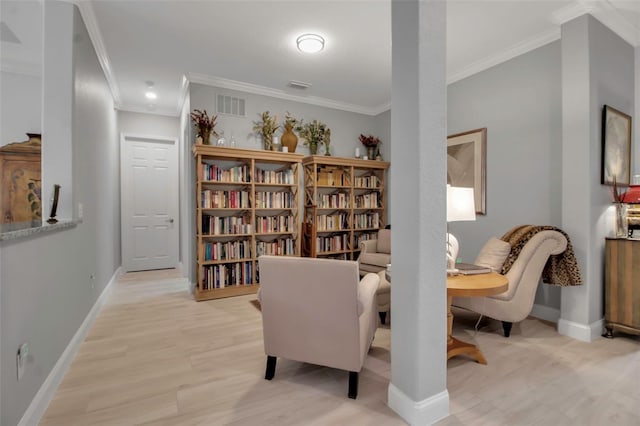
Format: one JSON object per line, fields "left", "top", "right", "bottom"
{"left": 2, "top": 1, "right": 639, "bottom": 116}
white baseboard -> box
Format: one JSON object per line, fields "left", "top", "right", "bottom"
{"left": 388, "top": 383, "right": 449, "bottom": 425}
{"left": 18, "top": 267, "right": 121, "bottom": 426}
{"left": 530, "top": 304, "right": 561, "bottom": 323}
{"left": 558, "top": 317, "right": 604, "bottom": 342}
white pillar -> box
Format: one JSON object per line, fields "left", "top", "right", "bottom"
{"left": 388, "top": 1, "right": 449, "bottom": 424}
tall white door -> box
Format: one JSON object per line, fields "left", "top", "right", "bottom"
{"left": 121, "top": 135, "right": 179, "bottom": 272}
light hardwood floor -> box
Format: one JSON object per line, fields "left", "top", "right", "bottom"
{"left": 41, "top": 270, "right": 640, "bottom": 425}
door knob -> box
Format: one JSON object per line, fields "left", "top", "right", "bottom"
{"left": 166, "top": 218, "right": 174, "bottom": 223}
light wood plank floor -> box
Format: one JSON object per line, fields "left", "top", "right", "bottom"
{"left": 41, "top": 270, "right": 640, "bottom": 425}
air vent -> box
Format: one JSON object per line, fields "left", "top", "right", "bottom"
{"left": 216, "top": 94, "right": 246, "bottom": 117}
{"left": 288, "top": 80, "right": 312, "bottom": 89}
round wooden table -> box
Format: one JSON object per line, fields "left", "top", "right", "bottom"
{"left": 447, "top": 272, "right": 508, "bottom": 364}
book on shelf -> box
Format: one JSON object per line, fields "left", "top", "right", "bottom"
{"left": 455, "top": 263, "right": 492, "bottom": 275}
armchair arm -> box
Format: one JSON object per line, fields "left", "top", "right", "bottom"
{"left": 357, "top": 273, "right": 380, "bottom": 316}
{"left": 359, "top": 239, "right": 378, "bottom": 254}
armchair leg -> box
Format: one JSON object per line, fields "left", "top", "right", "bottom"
{"left": 502, "top": 321, "right": 513, "bottom": 338}
{"left": 265, "top": 356, "right": 277, "bottom": 380}
{"left": 348, "top": 371, "right": 359, "bottom": 399}
{"left": 379, "top": 312, "right": 387, "bottom": 324}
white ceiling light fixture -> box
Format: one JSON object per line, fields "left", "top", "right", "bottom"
{"left": 145, "top": 80, "right": 157, "bottom": 100}
{"left": 296, "top": 33, "right": 325, "bottom": 53}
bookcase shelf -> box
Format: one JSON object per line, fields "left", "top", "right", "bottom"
{"left": 302, "top": 156, "right": 389, "bottom": 260}
{"left": 193, "top": 145, "right": 303, "bottom": 301}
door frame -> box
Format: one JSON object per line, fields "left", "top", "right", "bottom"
{"left": 120, "top": 132, "right": 180, "bottom": 272}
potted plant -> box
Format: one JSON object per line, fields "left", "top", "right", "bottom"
{"left": 190, "top": 109, "right": 219, "bottom": 145}
{"left": 253, "top": 111, "right": 279, "bottom": 150}
{"left": 358, "top": 134, "right": 381, "bottom": 159}
{"left": 296, "top": 119, "right": 330, "bottom": 155}
{"left": 281, "top": 112, "right": 299, "bottom": 153}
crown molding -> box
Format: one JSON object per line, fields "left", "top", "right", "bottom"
{"left": 447, "top": 27, "right": 560, "bottom": 85}
{"left": 0, "top": 59, "right": 41, "bottom": 77}
{"left": 73, "top": 0, "right": 122, "bottom": 106}
{"left": 552, "top": 0, "right": 639, "bottom": 47}
{"left": 116, "top": 104, "right": 180, "bottom": 118}
{"left": 187, "top": 72, "right": 382, "bottom": 116}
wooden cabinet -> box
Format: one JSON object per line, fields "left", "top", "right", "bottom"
{"left": 604, "top": 237, "right": 640, "bottom": 337}
{"left": 0, "top": 134, "right": 42, "bottom": 223}
{"left": 302, "top": 156, "right": 389, "bottom": 259}
{"left": 192, "top": 145, "right": 303, "bottom": 301}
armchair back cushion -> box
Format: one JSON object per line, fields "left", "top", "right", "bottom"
{"left": 474, "top": 237, "right": 511, "bottom": 272}
{"left": 376, "top": 229, "right": 391, "bottom": 254}
{"left": 259, "top": 255, "right": 378, "bottom": 373}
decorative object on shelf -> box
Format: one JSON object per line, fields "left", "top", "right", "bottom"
{"left": 358, "top": 134, "right": 381, "bottom": 160}
{"left": 216, "top": 130, "right": 226, "bottom": 147}
{"left": 281, "top": 112, "right": 299, "bottom": 153}
{"left": 602, "top": 105, "right": 632, "bottom": 186}
{"left": 296, "top": 119, "right": 329, "bottom": 155}
{"left": 611, "top": 177, "right": 628, "bottom": 238}
{"left": 271, "top": 135, "right": 281, "bottom": 152}
{"left": 355, "top": 147, "right": 361, "bottom": 158}
{"left": 324, "top": 129, "right": 331, "bottom": 156}
{"left": 230, "top": 133, "right": 237, "bottom": 148}
{"left": 253, "top": 111, "right": 279, "bottom": 151}
{"left": 190, "top": 109, "right": 219, "bottom": 145}
{"left": 447, "top": 128, "right": 487, "bottom": 215}
{"left": 47, "top": 184, "right": 60, "bottom": 224}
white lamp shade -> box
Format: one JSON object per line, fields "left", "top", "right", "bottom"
{"left": 447, "top": 186, "right": 476, "bottom": 222}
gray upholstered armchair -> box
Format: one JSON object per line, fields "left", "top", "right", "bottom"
{"left": 258, "top": 255, "right": 379, "bottom": 399}
{"left": 357, "top": 229, "right": 391, "bottom": 275}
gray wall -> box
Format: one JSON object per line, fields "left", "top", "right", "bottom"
{"left": 448, "top": 41, "right": 563, "bottom": 309}
{"left": 118, "top": 110, "right": 180, "bottom": 140}
{"left": 189, "top": 83, "right": 380, "bottom": 157}
{"left": 0, "top": 4, "right": 120, "bottom": 425}
{"left": 0, "top": 72, "right": 41, "bottom": 147}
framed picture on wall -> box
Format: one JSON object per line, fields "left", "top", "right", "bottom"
{"left": 601, "top": 105, "right": 632, "bottom": 186}
{"left": 447, "top": 128, "right": 487, "bottom": 214}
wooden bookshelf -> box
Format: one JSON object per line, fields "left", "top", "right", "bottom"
{"left": 193, "top": 145, "right": 303, "bottom": 301}
{"left": 302, "top": 156, "right": 389, "bottom": 260}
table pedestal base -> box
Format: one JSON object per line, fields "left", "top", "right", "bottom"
{"left": 447, "top": 337, "right": 487, "bottom": 364}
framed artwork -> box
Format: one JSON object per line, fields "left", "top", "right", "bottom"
{"left": 447, "top": 128, "right": 487, "bottom": 214}
{"left": 601, "top": 105, "right": 632, "bottom": 186}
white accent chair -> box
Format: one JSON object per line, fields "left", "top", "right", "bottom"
{"left": 358, "top": 229, "right": 391, "bottom": 323}
{"left": 453, "top": 230, "right": 567, "bottom": 337}
{"left": 258, "top": 255, "right": 379, "bottom": 399}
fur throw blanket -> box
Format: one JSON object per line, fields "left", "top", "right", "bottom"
{"left": 500, "top": 225, "right": 583, "bottom": 286}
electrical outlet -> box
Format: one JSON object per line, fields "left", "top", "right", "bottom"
{"left": 17, "top": 342, "right": 29, "bottom": 381}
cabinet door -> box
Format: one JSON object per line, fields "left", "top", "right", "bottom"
{"left": 605, "top": 239, "right": 640, "bottom": 330}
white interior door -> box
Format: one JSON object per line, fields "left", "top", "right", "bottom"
{"left": 121, "top": 134, "right": 179, "bottom": 272}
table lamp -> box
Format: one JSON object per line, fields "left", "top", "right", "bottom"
{"left": 446, "top": 185, "right": 476, "bottom": 268}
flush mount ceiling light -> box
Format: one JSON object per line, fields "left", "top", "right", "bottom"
{"left": 145, "top": 80, "right": 157, "bottom": 100}
{"left": 296, "top": 33, "right": 324, "bottom": 53}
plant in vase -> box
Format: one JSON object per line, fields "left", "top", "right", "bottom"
{"left": 281, "top": 112, "right": 299, "bottom": 153}
{"left": 190, "top": 109, "right": 219, "bottom": 145}
{"left": 253, "top": 111, "right": 279, "bottom": 151}
{"left": 296, "top": 119, "right": 329, "bottom": 155}
{"left": 358, "top": 134, "right": 381, "bottom": 159}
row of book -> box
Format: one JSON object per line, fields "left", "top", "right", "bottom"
{"left": 315, "top": 213, "right": 350, "bottom": 231}
{"left": 315, "top": 234, "right": 350, "bottom": 253}
{"left": 255, "top": 168, "right": 294, "bottom": 184}
{"left": 201, "top": 262, "right": 253, "bottom": 289}
{"left": 355, "top": 232, "right": 379, "bottom": 246}
{"left": 318, "top": 168, "right": 348, "bottom": 186}
{"left": 255, "top": 191, "right": 294, "bottom": 209}
{"left": 317, "top": 192, "right": 349, "bottom": 209}
{"left": 202, "top": 216, "right": 252, "bottom": 235}
{"left": 354, "top": 192, "right": 381, "bottom": 208}
{"left": 255, "top": 215, "right": 295, "bottom": 233}
{"left": 201, "top": 190, "right": 250, "bottom": 209}
{"left": 354, "top": 175, "right": 379, "bottom": 188}
{"left": 203, "top": 240, "right": 251, "bottom": 261}
{"left": 354, "top": 212, "right": 380, "bottom": 229}
{"left": 201, "top": 163, "right": 249, "bottom": 183}
{"left": 256, "top": 238, "right": 296, "bottom": 256}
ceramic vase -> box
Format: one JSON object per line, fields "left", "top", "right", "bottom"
{"left": 281, "top": 124, "right": 298, "bottom": 153}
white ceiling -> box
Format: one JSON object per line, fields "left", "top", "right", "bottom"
{"left": 2, "top": 1, "right": 639, "bottom": 116}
